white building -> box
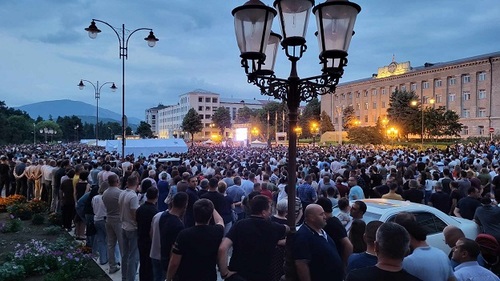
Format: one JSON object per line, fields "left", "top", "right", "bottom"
{"left": 146, "top": 89, "right": 266, "bottom": 140}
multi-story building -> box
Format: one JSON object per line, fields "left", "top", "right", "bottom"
{"left": 321, "top": 51, "right": 500, "bottom": 137}
{"left": 146, "top": 89, "right": 266, "bottom": 140}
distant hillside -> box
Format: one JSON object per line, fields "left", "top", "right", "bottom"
{"left": 16, "top": 99, "right": 142, "bottom": 126}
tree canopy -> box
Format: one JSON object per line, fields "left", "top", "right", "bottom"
{"left": 181, "top": 108, "right": 203, "bottom": 145}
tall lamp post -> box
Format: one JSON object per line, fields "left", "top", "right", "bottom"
{"left": 336, "top": 106, "right": 343, "bottom": 145}
{"left": 232, "top": 0, "right": 360, "bottom": 279}
{"left": 78, "top": 80, "right": 117, "bottom": 145}
{"left": 411, "top": 97, "right": 435, "bottom": 149}
{"left": 85, "top": 19, "right": 159, "bottom": 158}
{"left": 310, "top": 121, "right": 319, "bottom": 146}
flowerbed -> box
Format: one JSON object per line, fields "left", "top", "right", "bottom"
{"left": 0, "top": 237, "right": 93, "bottom": 281}
{"left": 0, "top": 194, "right": 26, "bottom": 212}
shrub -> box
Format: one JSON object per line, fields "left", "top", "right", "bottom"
{"left": 47, "top": 212, "right": 62, "bottom": 226}
{"left": 6, "top": 203, "right": 32, "bottom": 220}
{"left": 0, "top": 217, "right": 22, "bottom": 233}
{"left": 27, "top": 199, "right": 48, "bottom": 214}
{"left": 0, "top": 195, "right": 26, "bottom": 212}
{"left": 0, "top": 262, "right": 25, "bottom": 281}
{"left": 32, "top": 213, "right": 45, "bottom": 225}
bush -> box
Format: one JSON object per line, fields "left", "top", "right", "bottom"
{"left": 0, "top": 262, "right": 26, "bottom": 281}
{"left": 0, "top": 217, "right": 22, "bottom": 233}
{"left": 6, "top": 203, "right": 32, "bottom": 220}
{"left": 47, "top": 212, "right": 62, "bottom": 226}
{"left": 0, "top": 195, "right": 26, "bottom": 212}
{"left": 27, "top": 199, "right": 48, "bottom": 214}
{"left": 32, "top": 213, "right": 45, "bottom": 225}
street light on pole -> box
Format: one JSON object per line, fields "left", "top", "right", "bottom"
{"left": 85, "top": 19, "right": 159, "bottom": 158}
{"left": 232, "top": 0, "right": 360, "bottom": 279}
{"left": 78, "top": 79, "right": 117, "bottom": 146}
{"left": 411, "top": 97, "right": 434, "bottom": 150}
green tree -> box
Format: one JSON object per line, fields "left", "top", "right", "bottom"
{"left": 386, "top": 90, "right": 420, "bottom": 139}
{"left": 342, "top": 105, "right": 356, "bottom": 130}
{"left": 320, "top": 111, "right": 335, "bottom": 132}
{"left": 347, "top": 126, "right": 384, "bottom": 144}
{"left": 136, "top": 121, "right": 154, "bottom": 138}
{"left": 181, "top": 108, "right": 203, "bottom": 145}
{"left": 212, "top": 107, "right": 232, "bottom": 138}
{"left": 236, "top": 106, "right": 256, "bottom": 124}
{"left": 297, "top": 98, "right": 319, "bottom": 137}
{"left": 424, "top": 106, "right": 462, "bottom": 139}
{"left": 56, "top": 115, "right": 83, "bottom": 142}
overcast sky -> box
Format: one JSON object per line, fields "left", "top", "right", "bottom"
{"left": 0, "top": 0, "right": 499, "bottom": 119}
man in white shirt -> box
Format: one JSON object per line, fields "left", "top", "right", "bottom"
{"left": 452, "top": 238, "right": 499, "bottom": 281}
{"left": 119, "top": 175, "right": 140, "bottom": 281}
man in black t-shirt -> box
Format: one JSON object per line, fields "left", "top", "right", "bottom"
{"left": 218, "top": 195, "right": 289, "bottom": 281}
{"left": 316, "top": 197, "right": 353, "bottom": 266}
{"left": 403, "top": 180, "right": 424, "bottom": 204}
{"left": 346, "top": 222, "right": 422, "bottom": 281}
{"left": 428, "top": 182, "right": 451, "bottom": 214}
{"left": 453, "top": 187, "right": 481, "bottom": 220}
{"left": 159, "top": 192, "right": 188, "bottom": 272}
{"left": 166, "top": 199, "right": 224, "bottom": 281}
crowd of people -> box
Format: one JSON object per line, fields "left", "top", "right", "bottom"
{"left": 0, "top": 140, "right": 500, "bottom": 281}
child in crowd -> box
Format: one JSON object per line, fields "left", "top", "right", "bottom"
{"left": 336, "top": 198, "right": 351, "bottom": 228}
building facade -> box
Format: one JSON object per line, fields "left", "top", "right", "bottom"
{"left": 321, "top": 52, "right": 500, "bottom": 137}
{"left": 146, "top": 89, "right": 266, "bottom": 140}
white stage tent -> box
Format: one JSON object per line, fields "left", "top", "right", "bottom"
{"left": 105, "top": 139, "right": 188, "bottom": 156}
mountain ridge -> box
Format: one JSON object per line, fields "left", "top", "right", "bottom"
{"left": 16, "top": 99, "right": 142, "bottom": 125}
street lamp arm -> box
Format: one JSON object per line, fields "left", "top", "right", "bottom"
{"left": 97, "top": 81, "right": 116, "bottom": 93}
{"left": 80, "top": 79, "right": 97, "bottom": 92}
{"left": 92, "top": 19, "right": 123, "bottom": 57}
{"left": 125, "top": 27, "right": 154, "bottom": 48}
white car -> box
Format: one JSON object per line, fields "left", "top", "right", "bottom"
{"left": 338, "top": 199, "right": 480, "bottom": 254}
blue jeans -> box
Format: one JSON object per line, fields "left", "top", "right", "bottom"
{"left": 94, "top": 220, "right": 108, "bottom": 264}
{"left": 122, "top": 229, "right": 139, "bottom": 281}
{"left": 151, "top": 258, "right": 165, "bottom": 281}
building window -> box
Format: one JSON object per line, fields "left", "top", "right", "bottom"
{"left": 356, "top": 103, "right": 360, "bottom": 110}
{"left": 436, "top": 95, "right": 442, "bottom": 103}
{"left": 205, "top": 97, "right": 211, "bottom": 102}
{"left": 382, "top": 101, "right": 386, "bottom": 108}
{"left": 400, "top": 85, "right": 406, "bottom": 91}
{"left": 462, "top": 126, "right": 469, "bottom": 135}
{"left": 212, "top": 98, "right": 218, "bottom": 103}
{"left": 449, "top": 77, "right": 456, "bottom": 85}
{"left": 347, "top": 93, "right": 352, "bottom": 99}
{"left": 462, "top": 109, "right": 470, "bottom": 118}
{"left": 372, "top": 89, "right": 377, "bottom": 96}
{"left": 200, "top": 115, "right": 204, "bottom": 119}
{"left": 356, "top": 92, "right": 360, "bottom": 98}
{"left": 364, "top": 102, "right": 368, "bottom": 110}
{"left": 410, "top": 83, "right": 417, "bottom": 91}
{"left": 342, "top": 94, "right": 346, "bottom": 100}
{"left": 205, "top": 106, "right": 211, "bottom": 111}
{"left": 423, "top": 81, "right": 430, "bottom": 89}
{"left": 198, "top": 97, "right": 203, "bottom": 102}
{"left": 448, "top": 93, "right": 456, "bottom": 102}
{"left": 478, "top": 89, "right": 487, "bottom": 99}
{"left": 463, "top": 75, "right": 471, "bottom": 83}
{"left": 463, "top": 91, "right": 471, "bottom": 101}
{"left": 381, "top": 89, "right": 386, "bottom": 95}
{"left": 372, "top": 102, "right": 377, "bottom": 109}
{"left": 205, "top": 114, "right": 211, "bottom": 119}
{"left": 364, "top": 115, "right": 368, "bottom": 122}
{"left": 198, "top": 106, "right": 203, "bottom": 111}
{"left": 364, "top": 91, "right": 368, "bottom": 97}
{"left": 478, "top": 126, "right": 485, "bottom": 135}
{"left": 478, "top": 108, "right": 487, "bottom": 117}
{"left": 435, "top": 80, "right": 442, "bottom": 87}
{"left": 478, "top": 72, "right": 487, "bottom": 81}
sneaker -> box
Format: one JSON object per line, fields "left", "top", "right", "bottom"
{"left": 109, "top": 266, "right": 120, "bottom": 274}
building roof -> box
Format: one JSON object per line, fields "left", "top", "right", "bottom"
{"left": 338, "top": 51, "right": 500, "bottom": 87}
{"left": 220, "top": 97, "right": 265, "bottom": 105}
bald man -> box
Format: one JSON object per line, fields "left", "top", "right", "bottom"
{"left": 293, "top": 204, "right": 344, "bottom": 281}
{"left": 443, "top": 225, "right": 485, "bottom": 268}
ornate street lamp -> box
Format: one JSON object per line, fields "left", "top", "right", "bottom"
{"left": 78, "top": 80, "right": 117, "bottom": 145}
{"left": 232, "top": 0, "right": 360, "bottom": 279}
{"left": 85, "top": 19, "right": 158, "bottom": 158}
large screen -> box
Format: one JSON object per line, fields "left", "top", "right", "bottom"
{"left": 235, "top": 128, "right": 248, "bottom": 141}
